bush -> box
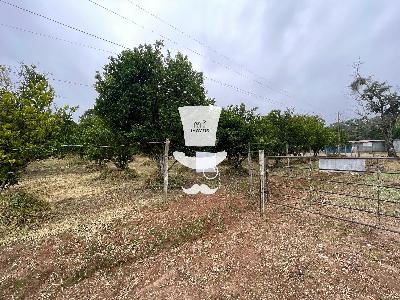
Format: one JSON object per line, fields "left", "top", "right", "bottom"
{"left": 0, "top": 190, "right": 51, "bottom": 227}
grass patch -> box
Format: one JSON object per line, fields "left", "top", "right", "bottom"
{"left": 144, "top": 174, "right": 187, "bottom": 190}
{"left": 13, "top": 278, "right": 27, "bottom": 290}
{"left": 0, "top": 190, "right": 51, "bottom": 228}
{"left": 95, "top": 168, "right": 139, "bottom": 181}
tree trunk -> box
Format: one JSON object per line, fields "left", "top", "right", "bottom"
{"left": 384, "top": 134, "right": 397, "bottom": 157}
{"left": 383, "top": 121, "right": 398, "bottom": 157}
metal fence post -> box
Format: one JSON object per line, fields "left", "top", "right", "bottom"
{"left": 259, "top": 150, "right": 265, "bottom": 215}
{"left": 376, "top": 160, "right": 381, "bottom": 227}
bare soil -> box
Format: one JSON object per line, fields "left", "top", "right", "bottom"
{"left": 0, "top": 156, "right": 399, "bottom": 299}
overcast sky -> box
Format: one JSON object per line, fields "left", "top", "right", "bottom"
{"left": 1, "top": 0, "right": 399, "bottom": 123}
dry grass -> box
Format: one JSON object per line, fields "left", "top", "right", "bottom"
{"left": 0, "top": 155, "right": 399, "bottom": 299}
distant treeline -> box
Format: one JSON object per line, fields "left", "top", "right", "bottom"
{"left": 333, "top": 117, "right": 400, "bottom": 141}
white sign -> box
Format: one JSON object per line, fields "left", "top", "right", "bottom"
{"left": 319, "top": 158, "right": 366, "bottom": 172}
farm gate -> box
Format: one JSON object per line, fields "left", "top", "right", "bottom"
{"left": 250, "top": 152, "right": 400, "bottom": 235}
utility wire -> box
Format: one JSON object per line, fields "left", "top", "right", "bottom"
{"left": 87, "top": 0, "right": 322, "bottom": 114}
{"left": 0, "top": 0, "right": 128, "bottom": 49}
{"left": 125, "top": 0, "right": 292, "bottom": 98}
{"left": 0, "top": 23, "right": 289, "bottom": 108}
{"left": 0, "top": 1, "right": 313, "bottom": 113}
{"left": 86, "top": 1, "right": 254, "bottom": 79}
{"left": 87, "top": 0, "right": 295, "bottom": 100}
{"left": 0, "top": 23, "right": 117, "bottom": 55}
{"left": 50, "top": 77, "right": 92, "bottom": 87}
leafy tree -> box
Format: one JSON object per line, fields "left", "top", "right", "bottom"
{"left": 303, "top": 115, "right": 336, "bottom": 156}
{"left": 0, "top": 64, "right": 74, "bottom": 191}
{"left": 334, "top": 117, "right": 383, "bottom": 141}
{"left": 258, "top": 110, "right": 288, "bottom": 155}
{"left": 78, "top": 110, "right": 113, "bottom": 165}
{"left": 94, "top": 41, "right": 213, "bottom": 173}
{"left": 258, "top": 110, "right": 335, "bottom": 156}
{"left": 351, "top": 63, "right": 400, "bottom": 157}
{"left": 216, "top": 104, "right": 260, "bottom": 168}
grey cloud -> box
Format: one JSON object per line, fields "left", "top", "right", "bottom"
{"left": 1, "top": 0, "right": 399, "bottom": 123}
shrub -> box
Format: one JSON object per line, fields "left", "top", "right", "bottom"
{"left": 0, "top": 190, "right": 51, "bottom": 227}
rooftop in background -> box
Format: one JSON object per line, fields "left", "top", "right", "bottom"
{"left": 349, "top": 140, "right": 385, "bottom": 143}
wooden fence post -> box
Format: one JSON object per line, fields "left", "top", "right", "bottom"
{"left": 163, "top": 139, "right": 170, "bottom": 200}
{"left": 265, "top": 155, "right": 269, "bottom": 204}
{"left": 259, "top": 150, "right": 265, "bottom": 215}
{"left": 248, "top": 143, "right": 253, "bottom": 194}
{"left": 308, "top": 152, "right": 314, "bottom": 206}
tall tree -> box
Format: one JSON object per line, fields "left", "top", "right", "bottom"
{"left": 0, "top": 64, "right": 75, "bottom": 190}
{"left": 94, "top": 41, "right": 213, "bottom": 172}
{"left": 334, "top": 117, "right": 383, "bottom": 141}
{"left": 216, "top": 104, "right": 260, "bottom": 168}
{"left": 350, "top": 63, "right": 400, "bottom": 157}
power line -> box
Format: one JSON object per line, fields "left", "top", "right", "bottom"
{"left": 0, "top": 24, "right": 285, "bottom": 109}
{"left": 1, "top": 23, "right": 283, "bottom": 105}
{"left": 125, "top": 0, "right": 292, "bottom": 98}
{"left": 0, "top": 23, "right": 117, "bottom": 55}
{"left": 1, "top": 27, "right": 283, "bottom": 105}
{"left": 87, "top": 0, "right": 293, "bottom": 99}
{"left": 87, "top": 0, "right": 325, "bottom": 114}
{"left": 50, "top": 77, "right": 92, "bottom": 88}
{"left": 7, "top": 63, "right": 93, "bottom": 89}
{"left": 0, "top": 0, "right": 128, "bottom": 49}
{"left": 0, "top": 1, "right": 316, "bottom": 114}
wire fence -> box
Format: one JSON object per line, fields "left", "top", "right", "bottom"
{"left": 250, "top": 152, "right": 400, "bottom": 235}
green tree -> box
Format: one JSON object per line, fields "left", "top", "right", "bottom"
{"left": 351, "top": 63, "right": 400, "bottom": 157}
{"left": 0, "top": 64, "right": 74, "bottom": 191}
{"left": 216, "top": 104, "right": 260, "bottom": 168}
{"left": 258, "top": 110, "right": 335, "bottom": 156}
{"left": 94, "top": 41, "right": 213, "bottom": 172}
{"left": 334, "top": 117, "right": 383, "bottom": 141}
{"left": 303, "top": 115, "right": 336, "bottom": 156}
{"left": 78, "top": 110, "right": 114, "bottom": 165}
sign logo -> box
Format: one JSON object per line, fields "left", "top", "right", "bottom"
{"left": 173, "top": 106, "right": 226, "bottom": 194}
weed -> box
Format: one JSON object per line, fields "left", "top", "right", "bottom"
{"left": 13, "top": 278, "right": 27, "bottom": 290}
{"left": 144, "top": 174, "right": 187, "bottom": 190}
{"left": 0, "top": 190, "right": 51, "bottom": 227}
{"left": 96, "top": 168, "right": 139, "bottom": 181}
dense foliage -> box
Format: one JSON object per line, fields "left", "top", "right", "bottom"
{"left": 0, "top": 64, "right": 75, "bottom": 190}
{"left": 94, "top": 41, "right": 214, "bottom": 169}
{"left": 0, "top": 42, "right": 349, "bottom": 181}
{"left": 216, "top": 104, "right": 260, "bottom": 168}
{"left": 215, "top": 105, "right": 337, "bottom": 168}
